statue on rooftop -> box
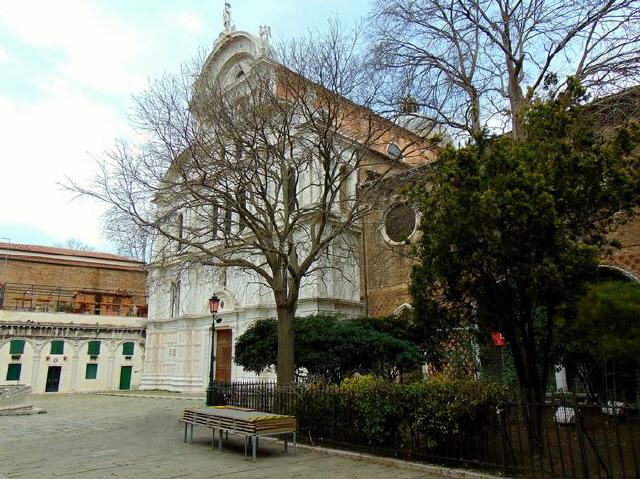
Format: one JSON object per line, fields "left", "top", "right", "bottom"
{"left": 259, "top": 25, "right": 271, "bottom": 55}
{"left": 223, "top": 2, "right": 234, "bottom": 32}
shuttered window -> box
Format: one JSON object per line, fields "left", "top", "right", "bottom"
{"left": 122, "top": 342, "right": 134, "bottom": 356}
{"left": 85, "top": 363, "right": 98, "bottom": 379}
{"left": 50, "top": 340, "right": 64, "bottom": 355}
{"left": 6, "top": 364, "right": 21, "bottom": 381}
{"left": 9, "top": 340, "right": 25, "bottom": 355}
{"left": 87, "top": 341, "right": 101, "bottom": 356}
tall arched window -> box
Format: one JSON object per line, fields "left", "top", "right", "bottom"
{"left": 211, "top": 203, "right": 219, "bottom": 239}
{"left": 176, "top": 213, "right": 184, "bottom": 239}
{"left": 170, "top": 280, "right": 181, "bottom": 318}
{"left": 238, "top": 189, "right": 247, "bottom": 232}
{"left": 286, "top": 167, "right": 297, "bottom": 212}
{"left": 339, "top": 166, "right": 349, "bottom": 214}
{"left": 224, "top": 208, "right": 233, "bottom": 235}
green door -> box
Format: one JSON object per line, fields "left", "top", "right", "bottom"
{"left": 119, "top": 366, "right": 132, "bottom": 390}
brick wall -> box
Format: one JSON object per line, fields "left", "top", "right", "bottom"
{"left": 361, "top": 203, "right": 417, "bottom": 318}
{"left": 603, "top": 215, "right": 640, "bottom": 279}
{"left": 0, "top": 259, "right": 146, "bottom": 293}
{"left": 363, "top": 199, "right": 640, "bottom": 320}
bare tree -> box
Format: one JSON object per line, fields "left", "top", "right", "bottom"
{"left": 101, "top": 206, "right": 153, "bottom": 262}
{"left": 53, "top": 238, "right": 95, "bottom": 252}
{"left": 67, "top": 23, "right": 425, "bottom": 384}
{"left": 370, "top": 0, "right": 640, "bottom": 140}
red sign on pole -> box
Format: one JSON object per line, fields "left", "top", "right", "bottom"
{"left": 491, "top": 332, "right": 506, "bottom": 347}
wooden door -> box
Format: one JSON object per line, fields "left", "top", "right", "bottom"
{"left": 119, "top": 366, "right": 132, "bottom": 390}
{"left": 45, "top": 366, "right": 61, "bottom": 392}
{"left": 215, "top": 329, "right": 232, "bottom": 384}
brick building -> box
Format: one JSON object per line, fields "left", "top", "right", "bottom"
{"left": 360, "top": 167, "right": 426, "bottom": 318}
{"left": 0, "top": 242, "right": 147, "bottom": 393}
{"left": 363, "top": 87, "right": 640, "bottom": 319}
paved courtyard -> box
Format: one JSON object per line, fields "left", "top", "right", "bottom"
{"left": 0, "top": 394, "right": 438, "bottom": 479}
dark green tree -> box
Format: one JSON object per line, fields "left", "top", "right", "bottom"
{"left": 234, "top": 314, "right": 424, "bottom": 383}
{"left": 410, "top": 81, "right": 640, "bottom": 407}
{"left": 559, "top": 280, "right": 640, "bottom": 402}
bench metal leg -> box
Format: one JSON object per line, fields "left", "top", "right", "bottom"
{"left": 293, "top": 431, "right": 296, "bottom": 455}
{"left": 218, "top": 428, "right": 223, "bottom": 451}
{"left": 284, "top": 436, "right": 288, "bottom": 452}
{"left": 244, "top": 436, "right": 248, "bottom": 459}
{"left": 183, "top": 423, "right": 188, "bottom": 444}
{"left": 212, "top": 428, "right": 216, "bottom": 449}
{"left": 189, "top": 424, "right": 194, "bottom": 444}
{"left": 252, "top": 435, "right": 257, "bottom": 463}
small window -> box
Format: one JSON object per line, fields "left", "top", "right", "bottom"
{"left": 6, "top": 364, "right": 21, "bottom": 381}
{"left": 387, "top": 142, "right": 402, "bottom": 161}
{"left": 50, "top": 340, "right": 64, "bottom": 355}
{"left": 9, "top": 339, "right": 25, "bottom": 355}
{"left": 122, "top": 342, "right": 135, "bottom": 356}
{"left": 87, "top": 341, "right": 101, "bottom": 356}
{"left": 384, "top": 203, "right": 417, "bottom": 244}
{"left": 94, "top": 294, "right": 102, "bottom": 315}
{"left": 85, "top": 363, "right": 98, "bottom": 380}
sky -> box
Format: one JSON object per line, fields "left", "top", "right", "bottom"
{"left": 0, "top": 0, "right": 370, "bottom": 252}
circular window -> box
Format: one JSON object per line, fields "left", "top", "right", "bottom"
{"left": 387, "top": 142, "right": 402, "bottom": 161}
{"left": 384, "top": 203, "right": 417, "bottom": 243}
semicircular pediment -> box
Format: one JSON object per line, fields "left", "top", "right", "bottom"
{"left": 200, "top": 31, "right": 259, "bottom": 86}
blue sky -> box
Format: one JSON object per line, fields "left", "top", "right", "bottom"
{"left": 0, "top": 0, "right": 371, "bottom": 251}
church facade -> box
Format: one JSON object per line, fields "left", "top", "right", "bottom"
{"left": 139, "top": 17, "right": 434, "bottom": 391}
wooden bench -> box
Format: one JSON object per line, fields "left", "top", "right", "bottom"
{"left": 180, "top": 406, "right": 296, "bottom": 462}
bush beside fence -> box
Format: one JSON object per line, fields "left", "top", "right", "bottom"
{"left": 212, "top": 378, "right": 640, "bottom": 478}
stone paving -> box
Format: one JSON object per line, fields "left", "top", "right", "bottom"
{"left": 0, "top": 394, "right": 439, "bottom": 479}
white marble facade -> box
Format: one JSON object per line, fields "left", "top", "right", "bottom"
{"left": 140, "top": 28, "right": 363, "bottom": 391}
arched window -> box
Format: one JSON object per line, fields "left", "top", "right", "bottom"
{"left": 122, "top": 342, "right": 135, "bottom": 356}
{"left": 170, "top": 280, "right": 181, "bottom": 318}
{"left": 224, "top": 208, "right": 233, "bottom": 235}
{"left": 393, "top": 303, "right": 414, "bottom": 316}
{"left": 286, "top": 167, "right": 297, "bottom": 212}
{"left": 176, "top": 213, "right": 184, "bottom": 239}
{"left": 211, "top": 203, "right": 219, "bottom": 239}
{"left": 339, "top": 166, "right": 349, "bottom": 214}
{"left": 238, "top": 189, "right": 247, "bottom": 232}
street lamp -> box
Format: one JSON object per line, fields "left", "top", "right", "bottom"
{"left": 206, "top": 295, "right": 222, "bottom": 406}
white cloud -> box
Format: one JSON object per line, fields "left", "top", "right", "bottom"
{"left": 0, "top": 0, "right": 149, "bottom": 95}
{"left": 0, "top": 81, "right": 128, "bottom": 247}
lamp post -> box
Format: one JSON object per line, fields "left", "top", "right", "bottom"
{"left": 206, "top": 295, "right": 221, "bottom": 406}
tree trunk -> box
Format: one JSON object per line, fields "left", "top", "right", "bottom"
{"left": 469, "top": 86, "right": 482, "bottom": 138}
{"left": 276, "top": 305, "right": 296, "bottom": 385}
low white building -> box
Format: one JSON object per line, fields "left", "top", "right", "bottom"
{"left": 0, "top": 311, "right": 145, "bottom": 393}
{"left": 0, "top": 242, "right": 148, "bottom": 393}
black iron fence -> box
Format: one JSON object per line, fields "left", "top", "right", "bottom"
{"left": 212, "top": 381, "right": 640, "bottom": 478}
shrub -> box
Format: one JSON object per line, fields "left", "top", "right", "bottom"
{"left": 339, "top": 374, "right": 506, "bottom": 449}
{"left": 235, "top": 314, "right": 424, "bottom": 382}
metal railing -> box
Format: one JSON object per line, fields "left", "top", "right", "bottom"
{"left": 211, "top": 381, "right": 640, "bottom": 478}
{"left": 0, "top": 282, "right": 148, "bottom": 318}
